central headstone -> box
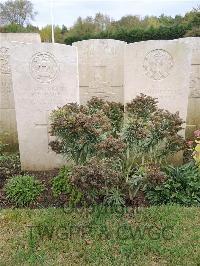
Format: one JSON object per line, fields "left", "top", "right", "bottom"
{"left": 124, "top": 40, "right": 192, "bottom": 134}
{"left": 10, "top": 43, "right": 79, "bottom": 170}
{"left": 73, "top": 39, "right": 126, "bottom": 104}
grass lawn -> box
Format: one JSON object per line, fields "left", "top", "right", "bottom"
{"left": 0, "top": 205, "right": 200, "bottom": 265}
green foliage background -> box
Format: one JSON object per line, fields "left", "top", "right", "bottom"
{"left": 0, "top": 7, "right": 199, "bottom": 43}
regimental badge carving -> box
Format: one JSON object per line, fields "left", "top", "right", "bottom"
{"left": 143, "top": 49, "right": 174, "bottom": 80}
{"left": 30, "top": 52, "right": 58, "bottom": 83}
{"left": 0, "top": 47, "right": 11, "bottom": 74}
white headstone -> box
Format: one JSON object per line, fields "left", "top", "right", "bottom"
{"left": 0, "top": 33, "right": 41, "bottom": 146}
{"left": 0, "top": 33, "right": 41, "bottom": 43}
{"left": 181, "top": 37, "right": 200, "bottom": 137}
{"left": 124, "top": 39, "right": 192, "bottom": 135}
{"left": 73, "top": 39, "right": 126, "bottom": 104}
{"left": 10, "top": 43, "right": 79, "bottom": 170}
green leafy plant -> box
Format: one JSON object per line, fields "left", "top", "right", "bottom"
{"left": 186, "top": 129, "right": 200, "bottom": 167}
{"left": 50, "top": 95, "right": 184, "bottom": 166}
{"left": 123, "top": 94, "right": 184, "bottom": 164}
{"left": 52, "top": 166, "right": 83, "bottom": 207}
{"left": 95, "top": 135, "right": 126, "bottom": 159}
{"left": 49, "top": 95, "right": 185, "bottom": 206}
{"left": 193, "top": 130, "right": 200, "bottom": 168}
{"left": 49, "top": 102, "right": 112, "bottom": 164}
{"left": 49, "top": 99, "right": 125, "bottom": 165}
{"left": 104, "top": 188, "right": 125, "bottom": 207}
{"left": 70, "top": 158, "right": 121, "bottom": 204}
{"left": 146, "top": 162, "right": 200, "bottom": 206}
{"left": 5, "top": 175, "right": 44, "bottom": 207}
{"left": 87, "top": 97, "right": 124, "bottom": 134}
{"left": 52, "top": 166, "right": 72, "bottom": 197}
{"left": 123, "top": 164, "right": 166, "bottom": 203}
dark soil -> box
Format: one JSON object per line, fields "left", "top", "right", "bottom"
{"left": 0, "top": 152, "right": 149, "bottom": 209}
{"left": 0, "top": 168, "right": 149, "bottom": 209}
{"left": 0, "top": 169, "right": 69, "bottom": 209}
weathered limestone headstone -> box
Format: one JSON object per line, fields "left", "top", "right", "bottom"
{"left": 182, "top": 37, "right": 200, "bottom": 138}
{"left": 73, "top": 39, "right": 126, "bottom": 104}
{"left": 10, "top": 43, "right": 79, "bottom": 170}
{"left": 0, "top": 33, "right": 41, "bottom": 147}
{"left": 0, "top": 33, "right": 41, "bottom": 43}
{"left": 124, "top": 40, "right": 192, "bottom": 135}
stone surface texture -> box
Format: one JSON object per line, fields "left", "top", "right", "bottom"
{"left": 1, "top": 36, "right": 199, "bottom": 169}
{"left": 124, "top": 39, "right": 192, "bottom": 136}
{"left": 73, "top": 39, "right": 126, "bottom": 104}
{"left": 181, "top": 37, "right": 200, "bottom": 138}
{"left": 0, "top": 33, "right": 41, "bottom": 146}
{"left": 10, "top": 43, "right": 79, "bottom": 170}
{"left": 0, "top": 33, "right": 41, "bottom": 43}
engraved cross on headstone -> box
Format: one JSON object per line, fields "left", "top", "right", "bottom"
{"left": 81, "top": 66, "right": 116, "bottom": 104}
